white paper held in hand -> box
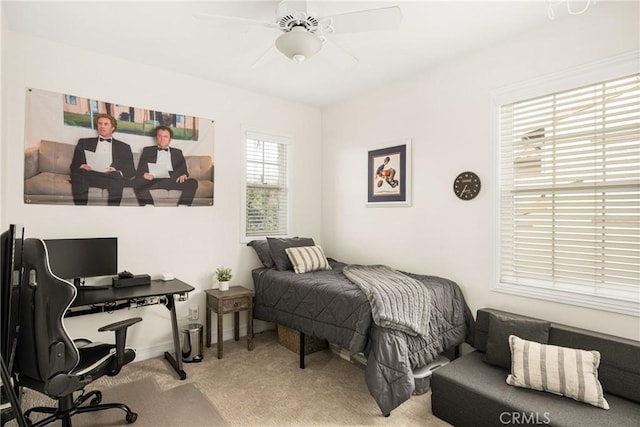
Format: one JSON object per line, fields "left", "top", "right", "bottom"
{"left": 84, "top": 150, "right": 112, "bottom": 172}
{"left": 147, "top": 162, "right": 171, "bottom": 178}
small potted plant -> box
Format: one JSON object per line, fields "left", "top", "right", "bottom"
{"left": 215, "top": 267, "right": 232, "bottom": 291}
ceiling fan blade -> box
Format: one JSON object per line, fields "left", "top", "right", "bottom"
{"left": 320, "top": 38, "right": 359, "bottom": 70}
{"left": 192, "top": 12, "right": 277, "bottom": 30}
{"left": 320, "top": 6, "right": 403, "bottom": 35}
{"left": 277, "top": 0, "right": 311, "bottom": 17}
{"left": 251, "top": 45, "right": 280, "bottom": 69}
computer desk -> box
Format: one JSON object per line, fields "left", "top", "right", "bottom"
{"left": 67, "top": 278, "right": 195, "bottom": 380}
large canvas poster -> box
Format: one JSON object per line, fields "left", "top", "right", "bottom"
{"left": 24, "top": 88, "right": 214, "bottom": 207}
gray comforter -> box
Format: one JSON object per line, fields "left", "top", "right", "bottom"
{"left": 252, "top": 260, "right": 474, "bottom": 416}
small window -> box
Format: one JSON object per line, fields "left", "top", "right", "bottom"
{"left": 493, "top": 57, "right": 639, "bottom": 316}
{"left": 241, "top": 130, "right": 290, "bottom": 241}
{"left": 64, "top": 95, "right": 77, "bottom": 105}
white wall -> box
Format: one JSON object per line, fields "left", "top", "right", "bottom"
{"left": 2, "top": 2, "right": 638, "bottom": 363}
{"left": 321, "top": 2, "right": 640, "bottom": 340}
{"left": 1, "top": 29, "right": 323, "bottom": 358}
{"left": 1, "top": 6, "right": 7, "bottom": 228}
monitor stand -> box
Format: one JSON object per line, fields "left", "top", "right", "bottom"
{"left": 74, "top": 277, "right": 110, "bottom": 291}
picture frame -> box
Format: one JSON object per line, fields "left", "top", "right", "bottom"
{"left": 23, "top": 88, "right": 215, "bottom": 207}
{"left": 367, "top": 139, "right": 412, "bottom": 207}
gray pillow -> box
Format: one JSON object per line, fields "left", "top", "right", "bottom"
{"left": 247, "top": 240, "right": 274, "bottom": 268}
{"left": 484, "top": 312, "right": 550, "bottom": 369}
{"left": 267, "top": 237, "right": 315, "bottom": 271}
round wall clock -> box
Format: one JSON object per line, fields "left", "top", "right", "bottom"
{"left": 453, "top": 171, "right": 481, "bottom": 200}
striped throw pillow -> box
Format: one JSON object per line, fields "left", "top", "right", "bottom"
{"left": 506, "top": 335, "right": 609, "bottom": 409}
{"left": 285, "top": 245, "right": 332, "bottom": 274}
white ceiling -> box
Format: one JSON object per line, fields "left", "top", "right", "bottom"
{"left": 3, "top": 1, "right": 599, "bottom": 107}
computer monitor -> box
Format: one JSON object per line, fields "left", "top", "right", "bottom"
{"left": 44, "top": 237, "right": 118, "bottom": 288}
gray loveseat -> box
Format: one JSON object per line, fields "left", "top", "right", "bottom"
{"left": 24, "top": 140, "right": 214, "bottom": 206}
{"left": 431, "top": 308, "right": 640, "bottom": 426}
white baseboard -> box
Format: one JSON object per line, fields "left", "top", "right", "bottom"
{"left": 132, "top": 342, "right": 172, "bottom": 361}
{"left": 132, "top": 322, "right": 275, "bottom": 362}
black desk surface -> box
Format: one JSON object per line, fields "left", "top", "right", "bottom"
{"left": 72, "top": 278, "right": 194, "bottom": 307}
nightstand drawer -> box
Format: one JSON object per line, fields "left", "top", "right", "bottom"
{"left": 222, "top": 297, "right": 249, "bottom": 313}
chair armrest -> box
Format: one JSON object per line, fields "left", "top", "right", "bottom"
{"left": 98, "top": 317, "right": 143, "bottom": 333}
{"left": 98, "top": 317, "right": 142, "bottom": 375}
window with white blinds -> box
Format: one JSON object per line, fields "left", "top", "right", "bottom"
{"left": 495, "top": 71, "right": 640, "bottom": 316}
{"left": 241, "top": 130, "right": 290, "bottom": 239}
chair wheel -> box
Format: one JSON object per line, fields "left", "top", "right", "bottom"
{"left": 126, "top": 412, "right": 138, "bottom": 423}
{"left": 90, "top": 391, "right": 102, "bottom": 405}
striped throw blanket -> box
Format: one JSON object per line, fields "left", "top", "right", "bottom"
{"left": 343, "top": 264, "right": 430, "bottom": 338}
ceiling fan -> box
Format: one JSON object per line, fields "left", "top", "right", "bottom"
{"left": 194, "top": 0, "right": 403, "bottom": 66}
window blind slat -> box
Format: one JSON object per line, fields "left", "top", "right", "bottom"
{"left": 498, "top": 72, "right": 640, "bottom": 310}
{"left": 244, "top": 135, "right": 289, "bottom": 238}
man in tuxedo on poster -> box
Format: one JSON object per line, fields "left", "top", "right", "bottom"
{"left": 70, "top": 113, "right": 135, "bottom": 205}
{"left": 133, "top": 125, "right": 198, "bottom": 206}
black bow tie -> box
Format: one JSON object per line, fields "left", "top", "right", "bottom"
{"left": 158, "top": 147, "right": 169, "bottom": 152}
{"left": 98, "top": 137, "right": 112, "bottom": 143}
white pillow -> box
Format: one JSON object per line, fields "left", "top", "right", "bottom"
{"left": 507, "top": 335, "right": 609, "bottom": 410}
{"left": 285, "top": 245, "right": 332, "bottom": 274}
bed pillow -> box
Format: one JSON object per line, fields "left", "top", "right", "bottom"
{"left": 285, "top": 245, "right": 332, "bottom": 274}
{"left": 267, "top": 237, "right": 315, "bottom": 271}
{"left": 247, "top": 240, "right": 275, "bottom": 268}
{"left": 484, "top": 312, "right": 550, "bottom": 369}
{"left": 507, "top": 335, "right": 609, "bottom": 410}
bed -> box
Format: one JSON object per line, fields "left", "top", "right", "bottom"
{"left": 250, "top": 239, "right": 474, "bottom": 416}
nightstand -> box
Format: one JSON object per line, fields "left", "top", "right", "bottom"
{"left": 204, "top": 286, "right": 254, "bottom": 359}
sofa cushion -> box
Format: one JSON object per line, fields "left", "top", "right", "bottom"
{"left": 185, "top": 155, "right": 214, "bottom": 181}
{"left": 484, "top": 312, "right": 550, "bottom": 369}
{"left": 507, "top": 335, "right": 609, "bottom": 409}
{"left": 431, "top": 351, "right": 640, "bottom": 427}
{"left": 23, "top": 172, "right": 72, "bottom": 197}
{"left": 193, "top": 178, "right": 214, "bottom": 200}
{"left": 39, "top": 140, "right": 75, "bottom": 175}
{"left": 549, "top": 324, "right": 640, "bottom": 404}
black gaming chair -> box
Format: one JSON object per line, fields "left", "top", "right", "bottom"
{"left": 15, "top": 238, "right": 142, "bottom": 426}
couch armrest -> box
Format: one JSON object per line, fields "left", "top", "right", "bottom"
{"left": 24, "top": 146, "right": 40, "bottom": 179}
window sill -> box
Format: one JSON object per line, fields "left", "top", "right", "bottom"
{"left": 493, "top": 281, "right": 640, "bottom": 317}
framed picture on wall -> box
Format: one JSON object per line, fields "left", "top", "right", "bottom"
{"left": 23, "top": 88, "right": 215, "bottom": 207}
{"left": 367, "top": 139, "right": 412, "bottom": 206}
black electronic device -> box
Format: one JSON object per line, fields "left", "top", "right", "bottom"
{"left": 112, "top": 274, "right": 151, "bottom": 288}
{"left": 44, "top": 237, "right": 117, "bottom": 290}
{"left": 118, "top": 270, "right": 134, "bottom": 279}
{"left": 1, "top": 225, "right": 24, "bottom": 363}
{"left": 1, "top": 225, "right": 25, "bottom": 425}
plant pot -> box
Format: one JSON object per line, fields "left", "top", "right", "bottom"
{"left": 218, "top": 281, "right": 229, "bottom": 291}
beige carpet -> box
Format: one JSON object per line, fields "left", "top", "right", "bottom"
{"left": 15, "top": 330, "right": 450, "bottom": 426}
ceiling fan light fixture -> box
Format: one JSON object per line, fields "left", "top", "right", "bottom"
{"left": 275, "top": 26, "right": 322, "bottom": 63}
{"left": 292, "top": 54, "right": 306, "bottom": 63}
